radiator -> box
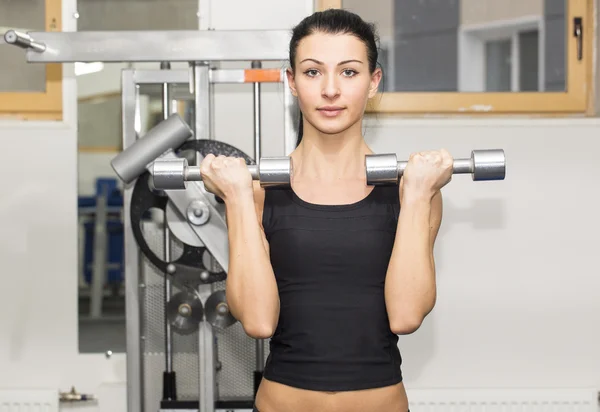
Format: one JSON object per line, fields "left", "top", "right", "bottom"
{"left": 0, "top": 389, "right": 58, "bottom": 412}
{"left": 406, "top": 388, "right": 598, "bottom": 412}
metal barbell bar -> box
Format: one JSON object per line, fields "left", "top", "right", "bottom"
{"left": 152, "top": 149, "right": 505, "bottom": 191}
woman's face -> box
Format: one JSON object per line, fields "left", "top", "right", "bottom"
{"left": 287, "top": 32, "right": 382, "bottom": 136}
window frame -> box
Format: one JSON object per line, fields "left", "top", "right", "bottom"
{"left": 317, "top": 0, "right": 595, "bottom": 115}
{"left": 0, "top": 0, "right": 62, "bottom": 120}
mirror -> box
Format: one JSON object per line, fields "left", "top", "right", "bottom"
{"left": 77, "top": 72, "right": 196, "bottom": 354}
{"left": 76, "top": 0, "right": 198, "bottom": 354}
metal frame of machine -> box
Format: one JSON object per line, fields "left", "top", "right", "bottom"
{"left": 5, "top": 28, "right": 299, "bottom": 412}
{"left": 121, "top": 64, "right": 296, "bottom": 412}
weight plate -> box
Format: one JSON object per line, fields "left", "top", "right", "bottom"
{"left": 167, "top": 290, "right": 204, "bottom": 335}
{"left": 130, "top": 139, "right": 254, "bottom": 286}
{"left": 205, "top": 290, "right": 237, "bottom": 330}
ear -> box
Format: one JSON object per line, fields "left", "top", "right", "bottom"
{"left": 286, "top": 68, "right": 298, "bottom": 97}
{"left": 368, "top": 67, "right": 383, "bottom": 99}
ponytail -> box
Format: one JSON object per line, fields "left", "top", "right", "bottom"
{"left": 296, "top": 112, "right": 304, "bottom": 147}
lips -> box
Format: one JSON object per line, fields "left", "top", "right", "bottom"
{"left": 317, "top": 106, "right": 345, "bottom": 117}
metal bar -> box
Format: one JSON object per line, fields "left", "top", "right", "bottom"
{"left": 252, "top": 61, "right": 262, "bottom": 161}
{"left": 193, "top": 59, "right": 217, "bottom": 412}
{"left": 90, "top": 189, "right": 107, "bottom": 319}
{"left": 251, "top": 61, "right": 265, "bottom": 375}
{"left": 15, "top": 30, "right": 291, "bottom": 62}
{"left": 194, "top": 63, "right": 211, "bottom": 141}
{"left": 256, "top": 338, "right": 265, "bottom": 373}
{"left": 122, "top": 69, "right": 144, "bottom": 412}
{"left": 161, "top": 62, "right": 175, "bottom": 381}
{"left": 3, "top": 30, "right": 46, "bottom": 52}
{"left": 198, "top": 297, "right": 216, "bottom": 412}
{"left": 77, "top": 217, "right": 86, "bottom": 289}
{"left": 131, "top": 68, "right": 285, "bottom": 85}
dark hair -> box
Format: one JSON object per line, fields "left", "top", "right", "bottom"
{"left": 289, "top": 9, "right": 381, "bottom": 146}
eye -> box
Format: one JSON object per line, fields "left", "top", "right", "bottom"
{"left": 304, "top": 69, "right": 319, "bottom": 77}
{"left": 342, "top": 69, "right": 358, "bottom": 77}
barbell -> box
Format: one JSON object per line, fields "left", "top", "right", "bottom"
{"left": 152, "top": 149, "right": 505, "bottom": 190}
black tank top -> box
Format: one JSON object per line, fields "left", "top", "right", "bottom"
{"left": 261, "top": 185, "right": 403, "bottom": 391}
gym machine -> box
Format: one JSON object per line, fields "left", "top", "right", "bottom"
{"left": 6, "top": 28, "right": 297, "bottom": 412}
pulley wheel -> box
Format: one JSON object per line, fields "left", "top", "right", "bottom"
{"left": 166, "top": 290, "right": 204, "bottom": 335}
{"left": 129, "top": 139, "right": 254, "bottom": 286}
{"left": 205, "top": 290, "right": 237, "bottom": 329}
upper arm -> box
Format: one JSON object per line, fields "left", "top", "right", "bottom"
{"left": 252, "top": 181, "right": 270, "bottom": 253}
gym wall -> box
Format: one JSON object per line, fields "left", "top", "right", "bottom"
{"left": 1, "top": 0, "right": 600, "bottom": 411}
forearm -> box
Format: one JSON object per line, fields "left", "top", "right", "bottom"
{"left": 224, "top": 194, "right": 279, "bottom": 338}
{"left": 385, "top": 195, "right": 436, "bottom": 334}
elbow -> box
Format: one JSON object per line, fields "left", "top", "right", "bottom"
{"left": 227, "top": 302, "right": 278, "bottom": 339}
{"left": 243, "top": 322, "right": 275, "bottom": 339}
{"left": 390, "top": 317, "right": 423, "bottom": 335}
{"left": 389, "top": 309, "right": 429, "bottom": 335}
{"left": 389, "top": 295, "right": 436, "bottom": 335}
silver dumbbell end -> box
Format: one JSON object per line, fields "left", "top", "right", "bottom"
{"left": 365, "top": 149, "right": 506, "bottom": 185}
{"left": 152, "top": 156, "right": 293, "bottom": 191}
{"left": 153, "top": 158, "right": 189, "bottom": 190}
{"left": 470, "top": 149, "right": 506, "bottom": 181}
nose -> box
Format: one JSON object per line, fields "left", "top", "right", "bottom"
{"left": 322, "top": 73, "right": 340, "bottom": 99}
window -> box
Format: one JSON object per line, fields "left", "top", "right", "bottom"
{"left": 320, "top": 0, "right": 593, "bottom": 115}
{"left": 0, "top": 0, "right": 62, "bottom": 120}
{"left": 378, "top": 38, "right": 395, "bottom": 92}
{"left": 459, "top": 17, "right": 543, "bottom": 92}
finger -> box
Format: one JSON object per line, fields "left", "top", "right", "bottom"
{"left": 200, "top": 154, "right": 215, "bottom": 173}
{"left": 211, "top": 155, "right": 226, "bottom": 169}
{"left": 440, "top": 148, "right": 453, "bottom": 161}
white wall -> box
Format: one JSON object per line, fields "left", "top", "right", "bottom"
{"left": 362, "top": 116, "right": 600, "bottom": 389}
{"left": 0, "top": 0, "right": 128, "bottom": 410}
{"left": 3, "top": 0, "right": 600, "bottom": 411}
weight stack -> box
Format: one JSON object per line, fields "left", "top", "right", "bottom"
{"left": 140, "top": 219, "right": 269, "bottom": 410}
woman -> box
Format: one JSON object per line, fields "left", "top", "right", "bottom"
{"left": 200, "top": 9, "right": 453, "bottom": 412}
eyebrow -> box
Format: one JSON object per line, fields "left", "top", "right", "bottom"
{"left": 300, "top": 58, "right": 364, "bottom": 65}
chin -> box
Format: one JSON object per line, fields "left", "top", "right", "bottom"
{"left": 310, "top": 114, "right": 359, "bottom": 135}
{"left": 317, "top": 124, "right": 351, "bottom": 135}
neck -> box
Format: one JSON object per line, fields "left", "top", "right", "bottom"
{"left": 293, "top": 120, "right": 371, "bottom": 182}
